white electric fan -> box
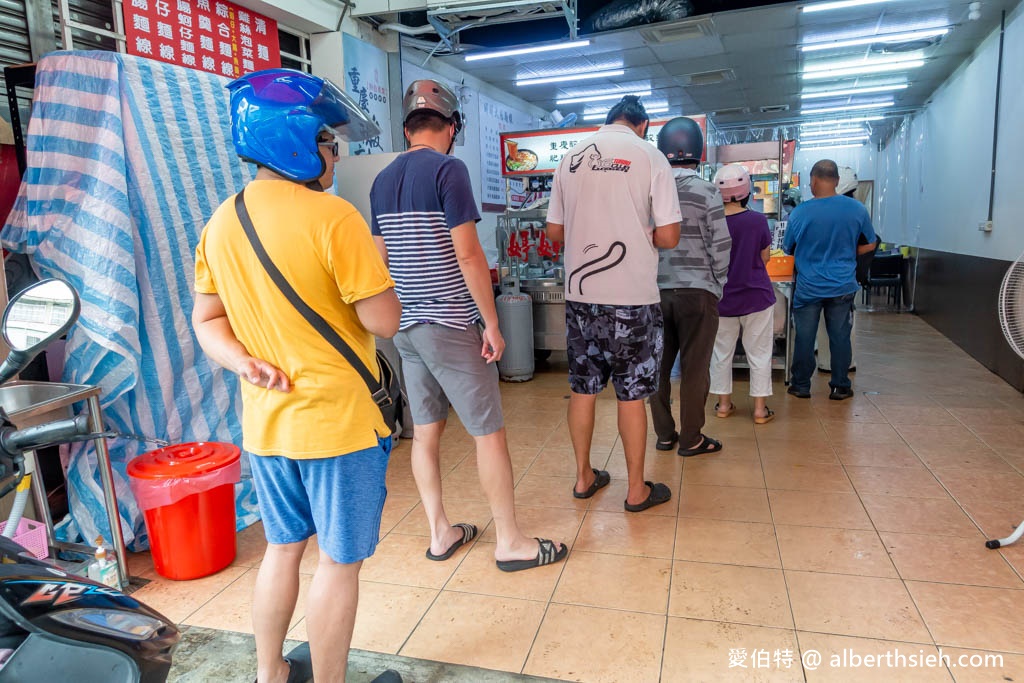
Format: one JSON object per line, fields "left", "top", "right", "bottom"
{"left": 987, "top": 255, "right": 1024, "bottom": 549}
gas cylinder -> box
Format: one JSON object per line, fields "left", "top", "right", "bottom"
{"left": 495, "top": 291, "right": 534, "bottom": 382}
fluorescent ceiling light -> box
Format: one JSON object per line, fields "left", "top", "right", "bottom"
{"left": 799, "top": 142, "right": 868, "bottom": 150}
{"left": 804, "top": 53, "right": 922, "bottom": 73}
{"left": 583, "top": 105, "right": 669, "bottom": 121}
{"left": 801, "top": 100, "right": 893, "bottom": 115}
{"left": 800, "top": 127, "right": 868, "bottom": 138}
{"left": 517, "top": 69, "right": 625, "bottom": 86}
{"left": 803, "top": 54, "right": 925, "bottom": 79}
{"left": 801, "top": 83, "right": 907, "bottom": 99}
{"left": 557, "top": 90, "right": 653, "bottom": 105}
{"left": 801, "top": 115, "right": 885, "bottom": 127}
{"left": 803, "top": 60, "right": 924, "bottom": 79}
{"left": 466, "top": 39, "right": 591, "bottom": 62}
{"left": 801, "top": 27, "right": 949, "bottom": 52}
{"left": 803, "top": 0, "right": 889, "bottom": 13}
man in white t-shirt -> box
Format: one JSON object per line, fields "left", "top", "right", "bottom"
{"left": 547, "top": 96, "right": 682, "bottom": 512}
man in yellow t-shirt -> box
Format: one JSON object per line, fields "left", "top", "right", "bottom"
{"left": 192, "top": 69, "right": 401, "bottom": 683}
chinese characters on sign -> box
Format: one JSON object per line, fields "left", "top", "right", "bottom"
{"left": 342, "top": 34, "right": 392, "bottom": 155}
{"left": 124, "top": 0, "right": 281, "bottom": 78}
{"left": 479, "top": 94, "right": 534, "bottom": 210}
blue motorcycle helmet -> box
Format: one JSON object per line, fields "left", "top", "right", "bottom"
{"left": 227, "top": 68, "right": 379, "bottom": 183}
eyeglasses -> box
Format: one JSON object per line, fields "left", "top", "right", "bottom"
{"left": 318, "top": 140, "right": 339, "bottom": 157}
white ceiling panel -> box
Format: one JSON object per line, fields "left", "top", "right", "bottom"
{"left": 647, "top": 36, "right": 727, "bottom": 62}
{"left": 722, "top": 28, "right": 799, "bottom": 53}
{"left": 411, "top": 0, "right": 1021, "bottom": 137}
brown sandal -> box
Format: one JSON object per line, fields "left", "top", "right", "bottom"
{"left": 753, "top": 408, "right": 776, "bottom": 425}
{"left": 714, "top": 402, "right": 735, "bottom": 418}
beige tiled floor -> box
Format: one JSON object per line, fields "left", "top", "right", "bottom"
{"left": 134, "top": 312, "right": 1024, "bottom": 681}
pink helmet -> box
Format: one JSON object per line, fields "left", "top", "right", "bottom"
{"left": 714, "top": 163, "right": 751, "bottom": 202}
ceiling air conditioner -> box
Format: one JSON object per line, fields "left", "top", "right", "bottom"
{"left": 640, "top": 17, "right": 715, "bottom": 45}
{"left": 680, "top": 69, "right": 736, "bottom": 87}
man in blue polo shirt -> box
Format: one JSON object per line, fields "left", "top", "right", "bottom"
{"left": 784, "top": 159, "right": 876, "bottom": 400}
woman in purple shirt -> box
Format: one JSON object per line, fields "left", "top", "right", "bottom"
{"left": 709, "top": 164, "right": 777, "bottom": 424}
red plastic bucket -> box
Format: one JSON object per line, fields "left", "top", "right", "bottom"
{"left": 127, "top": 442, "right": 240, "bottom": 580}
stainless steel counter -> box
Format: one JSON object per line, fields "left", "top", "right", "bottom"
{"left": 519, "top": 280, "right": 566, "bottom": 352}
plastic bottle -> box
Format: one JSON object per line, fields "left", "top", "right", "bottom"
{"left": 87, "top": 539, "right": 119, "bottom": 588}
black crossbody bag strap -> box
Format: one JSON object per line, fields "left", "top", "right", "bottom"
{"left": 233, "top": 189, "right": 391, "bottom": 408}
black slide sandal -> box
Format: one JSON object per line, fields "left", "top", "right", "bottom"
{"left": 573, "top": 468, "right": 610, "bottom": 499}
{"left": 678, "top": 435, "right": 723, "bottom": 457}
{"left": 655, "top": 431, "right": 679, "bottom": 451}
{"left": 425, "top": 523, "right": 478, "bottom": 561}
{"left": 624, "top": 481, "right": 672, "bottom": 512}
{"left": 496, "top": 538, "right": 568, "bottom": 572}
{"left": 284, "top": 642, "right": 314, "bottom": 683}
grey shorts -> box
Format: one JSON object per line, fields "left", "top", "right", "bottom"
{"left": 394, "top": 323, "right": 504, "bottom": 436}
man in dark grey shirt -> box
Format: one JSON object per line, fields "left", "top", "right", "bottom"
{"left": 650, "top": 117, "right": 731, "bottom": 457}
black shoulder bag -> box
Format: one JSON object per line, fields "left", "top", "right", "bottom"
{"left": 233, "top": 189, "right": 404, "bottom": 434}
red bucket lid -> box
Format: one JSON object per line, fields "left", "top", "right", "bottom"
{"left": 127, "top": 442, "right": 241, "bottom": 479}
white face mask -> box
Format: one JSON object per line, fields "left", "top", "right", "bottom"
{"left": 323, "top": 177, "right": 337, "bottom": 195}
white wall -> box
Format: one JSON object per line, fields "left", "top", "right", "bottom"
{"left": 874, "top": 3, "right": 1024, "bottom": 259}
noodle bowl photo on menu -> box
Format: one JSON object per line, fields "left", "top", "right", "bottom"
{"left": 505, "top": 139, "right": 539, "bottom": 172}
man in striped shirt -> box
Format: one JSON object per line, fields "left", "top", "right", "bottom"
{"left": 370, "top": 80, "right": 567, "bottom": 573}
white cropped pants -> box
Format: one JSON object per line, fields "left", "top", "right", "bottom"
{"left": 710, "top": 306, "right": 775, "bottom": 398}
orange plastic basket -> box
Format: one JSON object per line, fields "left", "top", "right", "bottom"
{"left": 766, "top": 255, "right": 794, "bottom": 277}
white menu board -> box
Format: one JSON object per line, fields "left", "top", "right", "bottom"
{"left": 479, "top": 94, "right": 535, "bottom": 211}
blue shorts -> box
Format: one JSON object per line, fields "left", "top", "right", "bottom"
{"left": 249, "top": 437, "right": 392, "bottom": 565}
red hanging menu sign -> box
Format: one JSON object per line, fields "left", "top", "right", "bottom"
{"left": 124, "top": 0, "right": 281, "bottom": 79}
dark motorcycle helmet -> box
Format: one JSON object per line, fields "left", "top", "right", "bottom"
{"left": 656, "top": 116, "right": 704, "bottom": 164}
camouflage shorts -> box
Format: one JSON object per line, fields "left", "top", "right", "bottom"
{"left": 565, "top": 301, "right": 664, "bottom": 401}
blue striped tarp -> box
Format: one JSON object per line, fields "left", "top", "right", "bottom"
{"left": 2, "top": 50, "right": 260, "bottom": 550}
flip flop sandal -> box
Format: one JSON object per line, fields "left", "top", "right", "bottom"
{"left": 678, "top": 435, "right": 723, "bottom": 458}
{"left": 496, "top": 538, "right": 568, "bottom": 572}
{"left": 714, "top": 403, "right": 736, "bottom": 418}
{"left": 425, "top": 523, "right": 477, "bottom": 561}
{"left": 624, "top": 481, "right": 672, "bottom": 512}
{"left": 655, "top": 431, "right": 679, "bottom": 451}
{"left": 573, "top": 468, "right": 611, "bottom": 499}
{"left": 250, "top": 642, "right": 312, "bottom": 683}
{"left": 754, "top": 408, "right": 776, "bottom": 425}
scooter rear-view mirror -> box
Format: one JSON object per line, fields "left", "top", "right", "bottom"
{"left": 0, "top": 278, "right": 80, "bottom": 386}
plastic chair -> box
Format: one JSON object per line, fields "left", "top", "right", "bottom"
{"left": 862, "top": 254, "right": 902, "bottom": 310}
